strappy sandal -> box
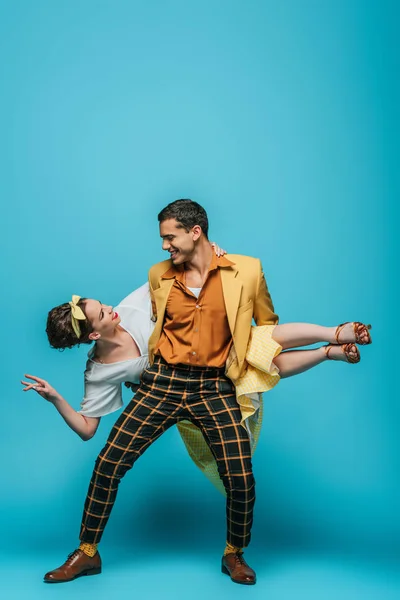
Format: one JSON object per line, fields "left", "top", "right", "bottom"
{"left": 324, "top": 343, "right": 360, "bottom": 364}
{"left": 335, "top": 322, "right": 372, "bottom": 345}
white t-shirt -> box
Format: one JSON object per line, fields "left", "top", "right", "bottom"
{"left": 187, "top": 286, "right": 202, "bottom": 298}
{"left": 78, "top": 283, "right": 154, "bottom": 418}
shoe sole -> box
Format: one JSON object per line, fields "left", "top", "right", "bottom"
{"left": 221, "top": 564, "right": 256, "bottom": 585}
{"left": 44, "top": 567, "right": 102, "bottom": 583}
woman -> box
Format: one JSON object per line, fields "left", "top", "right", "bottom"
{"left": 21, "top": 246, "right": 371, "bottom": 487}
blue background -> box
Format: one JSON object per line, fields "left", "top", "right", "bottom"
{"left": 0, "top": 1, "right": 397, "bottom": 598}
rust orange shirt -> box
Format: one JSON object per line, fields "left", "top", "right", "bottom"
{"left": 155, "top": 254, "right": 234, "bottom": 367}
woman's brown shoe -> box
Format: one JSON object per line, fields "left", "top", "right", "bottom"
{"left": 335, "top": 322, "right": 372, "bottom": 345}
{"left": 221, "top": 551, "right": 256, "bottom": 585}
{"left": 43, "top": 549, "right": 102, "bottom": 583}
{"left": 324, "top": 343, "right": 360, "bottom": 364}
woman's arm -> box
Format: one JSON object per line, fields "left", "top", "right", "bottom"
{"left": 21, "top": 374, "right": 100, "bottom": 441}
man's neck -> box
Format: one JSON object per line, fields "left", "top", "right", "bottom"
{"left": 184, "top": 240, "right": 213, "bottom": 278}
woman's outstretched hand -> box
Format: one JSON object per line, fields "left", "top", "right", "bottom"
{"left": 21, "top": 374, "right": 100, "bottom": 440}
{"left": 211, "top": 242, "right": 227, "bottom": 257}
{"left": 21, "top": 374, "right": 59, "bottom": 403}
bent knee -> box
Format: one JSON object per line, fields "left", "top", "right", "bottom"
{"left": 222, "top": 472, "right": 255, "bottom": 494}
{"left": 94, "top": 449, "right": 138, "bottom": 481}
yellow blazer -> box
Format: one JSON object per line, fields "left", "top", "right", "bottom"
{"left": 148, "top": 254, "right": 278, "bottom": 382}
{"left": 147, "top": 254, "right": 280, "bottom": 494}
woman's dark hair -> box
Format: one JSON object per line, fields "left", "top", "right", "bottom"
{"left": 46, "top": 298, "right": 94, "bottom": 350}
{"left": 157, "top": 199, "right": 209, "bottom": 238}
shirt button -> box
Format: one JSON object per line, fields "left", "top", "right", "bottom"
{"left": 192, "top": 351, "right": 197, "bottom": 355}
{"left": 196, "top": 305, "right": 201, "bottom": 309}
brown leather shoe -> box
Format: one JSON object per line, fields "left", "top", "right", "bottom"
{"left": 44, "top": 549, "right": 101, "bottom": 583}
{"left": 221, "top": 551, "right": 256, "bottom": 585}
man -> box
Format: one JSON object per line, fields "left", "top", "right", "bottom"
{"left": 44, "top": 199, "right": 278, "bottom": 585}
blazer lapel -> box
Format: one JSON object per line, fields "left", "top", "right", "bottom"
{"left": 220, "top": 266, "right": 242, "bottom": 335}
{"left": 153, "top": 278, "right": 175, "bottom": 323}
{"left": 148, "top": 278, "right": 175, "bottom": 361}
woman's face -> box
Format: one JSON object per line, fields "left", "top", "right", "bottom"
{"left": 83, "top": 299, "right": 121, "bottom": 339}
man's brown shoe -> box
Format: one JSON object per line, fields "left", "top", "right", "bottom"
{"left": 221, "top": 551, "right": 256, "bottom": 585}
{"left": 44, "top": 549, "right": 102, "bottom": 583}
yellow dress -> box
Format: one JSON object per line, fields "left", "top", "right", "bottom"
{"left": 176, "top": 325, "right": 282, "bottom": 494}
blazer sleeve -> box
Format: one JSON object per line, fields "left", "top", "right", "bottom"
{"left": 253, "top": 260, "right": 279, "bottom": 326}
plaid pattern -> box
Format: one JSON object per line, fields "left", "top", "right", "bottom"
{"left": 80, "top": 357, "right": 255, "bottom": 549}
{"left": 176, "top": 325, "right": 282, "bottom": 494}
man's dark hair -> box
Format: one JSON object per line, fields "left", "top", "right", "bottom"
{"left": 157, "top": 199, "right": 209, "bottom": 238}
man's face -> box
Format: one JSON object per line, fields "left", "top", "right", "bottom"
{"left": 160, "top": 218, "right": 196, "bottom": 265}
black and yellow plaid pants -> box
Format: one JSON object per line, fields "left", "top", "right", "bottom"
{"left": 80, "top": 356, "right": 255, "bottom": 548}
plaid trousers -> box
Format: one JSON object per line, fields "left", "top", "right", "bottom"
{"left": 80, "top": 357, "right": 256, "bottom": 548}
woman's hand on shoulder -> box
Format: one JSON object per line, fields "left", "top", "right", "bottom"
{"left": 210, "top": 241, "right": 227, "bottom": 257}
{"left": 21, "top": 374, "right": 59, "bottom": 403}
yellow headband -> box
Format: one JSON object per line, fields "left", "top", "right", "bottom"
{"left": 69, "top": 295, "right": 86, "bottom": 339}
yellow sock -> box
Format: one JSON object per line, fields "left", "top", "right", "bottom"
{"left": 224, "top": 542, "right": 242, "bottom": 555}
{"left": 79, "top": 542, "right": 98, "bottom": 557}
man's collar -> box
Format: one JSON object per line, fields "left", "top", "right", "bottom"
{"left": 161, "top": 254, "right": 235, "bottom": 279}
{"left": 208, "top": 253, "right": 235, "bottom": 271}
{"left": 161, "top": 262, "right": 184, "bottom": 281}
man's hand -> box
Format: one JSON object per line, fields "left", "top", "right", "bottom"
{"left": 124, "top": 382, "right": 140, "bottom": 393}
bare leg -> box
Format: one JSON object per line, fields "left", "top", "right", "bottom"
{"left": 275, "top": 344, "right": 358, "bottom": 378}
{"left": 272, "top": 323, "right": 336, "bottom": 350}
{"left": 272, "top": 322, "right": 370, "bottom": 350}
{"left": 274, "top": 347, "right": 326, "bottom": 378}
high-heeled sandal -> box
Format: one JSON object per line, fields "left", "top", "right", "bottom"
{"left": 324, "top": 343, "right": 360, "bottom": 364}
{"left": 335, "top": 322, "right": 372, "bottom": 345}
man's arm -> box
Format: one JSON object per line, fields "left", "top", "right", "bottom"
{"left": 253, "top": 260, "right": 279, "bottom": 326}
